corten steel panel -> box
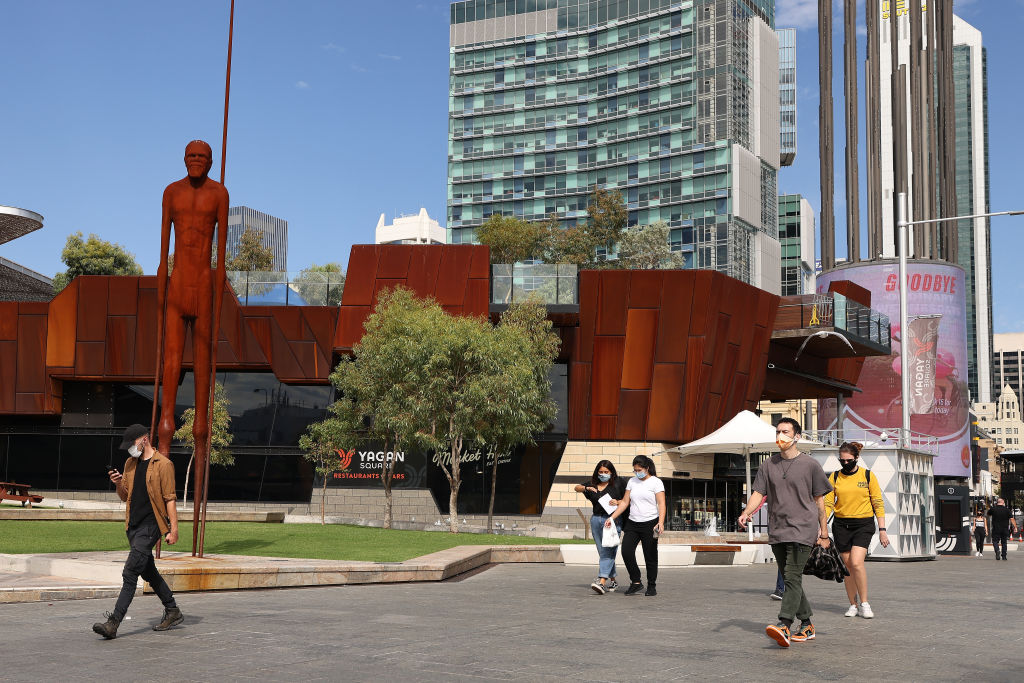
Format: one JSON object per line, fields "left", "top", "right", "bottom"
{"left": 628, "top": 271, "right": 663, "bottom": 308}
{"left": 219, "top": 297, "right": 244, "bottom": 361}
{"left": 335, "top": 306, "right": 371, "bottom": 351}
{"left": 620, "top": 308, "right": 659, "bottom": 390}
{"left": 15, "top": 393, "right": 44, "bottom": 413}
{"left": 74, "top": 341, "right": 106, "bottom": 377}
{"left": 269, "top": 308, "right": 304, "bottom": 341}
{"left": 654, "top": 271, "right": 694, "bottom": 363}
{"left": 647, "top": 363, "right": 684, "bottom": 436}
{"left": 376, "top": 244, "right": 414, "bottom": 279}
{"left": 104, "top": 317, "right": 136, "bottom": 376}
{"left": 245, "top": 318, "right": 273, "bottom": 363}
{"left": 615, "top": 389, "right": 649, "bottom": 441}
{"left": 589, "top": 415, "right": 618, "bottom": 440}
{"left": 468, "top": 245, "right": 491, "bottom": 279}
{"left": 568, "top": 362, "right": 592, "bottom": 436}
{"left": 829, "top": 279, "right": 871, "bottom": 307}
{"left": 215, "top": 340, "right": 240, "bottom": 366}
{"left": 134, "top": 284, "right": 159, "bottom": 377}
{"left": 286, "top": 340, "right": 318, "bottom": 380}
{"left": 707, "top": 313, "right": 733, "bottom": 394}
{"left": 680, "top": 339, "right": 705, "bottom": 438}
{"left": 76, "top": 277, "right": 109, "bottom": 342}
{"left": 0, "top": 341, "right": 16, "bottom": 412}
{"left": 107, "top": 278, "right": 138, "bottom": 316}
{"left": 434, "top": 247, "right": 475, "bottom": 306}
{"left": 576, "top": 274, "right": 598, "bottom": 364}
{"left": 340, "top": 245, "right": 379, "bottom": 306}
{"left": 18, "top": 302, "right": 47, "bottom": 315}
{"left": 595, "top": 270, "right": 630, "bottom": 336}
{"left": 695, "top": 364, "right": 715, "bottom": 432}
{"left": 826, "top": 280, "right": 870, "bottom": 386}
{"left": 45, "top": 283, "right": 77, "bottom": 369}
{"left": 718, "top": 344, "right": 743, "bottom": 413}
{"left": 371, "top": 279, "right": 408, "bottom": 307}
{"left": 406, "top": 247, "right": 443, "bottom": 294}
{"left": 301, "top": 308, "right": 338, "bottom": 354}
{"left": 590, "top": 336, "right": 625, "bottom": 416}
{"left": 16, "top": 315, "right": 46, "bottom": 394}
{"left": 464, "top": 278, "right": 491, "bottom": 319}
{"left": 0, "top": 302, "right": 17, "bottom": 340}
{"left": 735, "top": 309, "right": 758, "bottom": 375}
{"left": 703, "top": 391, "right": 722, "bottom": 433}
{"left": 687, "top": 271, "right": 715, "bottom": 336}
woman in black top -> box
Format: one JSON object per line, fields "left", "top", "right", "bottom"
{"left": 575, "top": 460, "right": 626, "bottom": 594}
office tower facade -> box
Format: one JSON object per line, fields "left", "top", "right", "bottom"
{"left": 448, "top": 0, "right": 782, "bottom": 292}
{"left": 777, "top": 194, "right": 814, "bottom": 296}
{"left": 226, "top": 206, "right": 289, "bottom": 272}
{"left": 993, "top": 333, "right": 1024, "bottom": 403}
{"left": 778, "top": 27, "right": 796, "bottom": 166}
{"left": 375, "top": 208, "right": 447, "bottom": 245}
{"left": 952, "top": 15, "right": 992, "bottom": 404}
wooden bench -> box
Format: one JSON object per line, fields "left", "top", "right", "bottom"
{"left": 0, "top": 481, "right": 44, "bottom": 507}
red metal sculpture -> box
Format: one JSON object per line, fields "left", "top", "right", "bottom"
{"left": 154, "top": 140, "right": 228, "bottom": 554}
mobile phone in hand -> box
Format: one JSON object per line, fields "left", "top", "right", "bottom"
{"left": 106, "top": 465, "right": 117, "bottom": 474}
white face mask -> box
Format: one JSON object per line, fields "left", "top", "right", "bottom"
{"left": 128, "top": 441, "right": 143, "bottom": 458}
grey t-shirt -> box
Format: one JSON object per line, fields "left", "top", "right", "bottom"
{"left": 752, "top": 452, "right": 833, "bottom": 546}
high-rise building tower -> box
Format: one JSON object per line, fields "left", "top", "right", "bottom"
{"left": 226, "top": 206, "right": 289, "bottom": 272}
{"left": 778, "top": 27, "right": 796, "bottom": 166}
{"left": 777, "top": 194, "right": 814, "bottom": 296}
{"left": 447, "top": 0, "right": 782, "bottom": 293}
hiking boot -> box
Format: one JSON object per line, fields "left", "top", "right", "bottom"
{"left": 606, "top": 579, "right": 618, "bottom": 592}
{"left": 790, "top": 622, "right": 815, "bottom": 642}
{"left": 153, "top": 607, "right": 184, "bottom": 631}
{"left": 92, "top": 612, "right": 121, "bottom": 640}
{"left": 623, "top": 582, "right": 645, "bottom": 596}
{"left": 765, "top": 622, "right": 791, "bottom": 648}
{"left": 644, "top": 584, "right": 657, "bottom": 596}
{"left": 590, "top": 580, "right": 606, "bottom": 595}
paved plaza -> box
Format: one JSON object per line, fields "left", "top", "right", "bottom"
{"left": 2, "top": 553, "right": 1022, "bottom": 682}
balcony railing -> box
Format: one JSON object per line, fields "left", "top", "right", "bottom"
{"left": 227, "top": 271, "right": 344, "bottom": 307}
{"left": 491, "top": 264, "right": 578, "bottom": 306}
{"left": 776, "top": 292, "right": 891, "bottom": 351}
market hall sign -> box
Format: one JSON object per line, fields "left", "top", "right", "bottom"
{"left": 321, "top": 445, "right": 512, "bottom": 490}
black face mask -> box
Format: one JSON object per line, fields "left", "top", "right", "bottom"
{"left": 840, "top": 460, "right": 858, "bottom": 474}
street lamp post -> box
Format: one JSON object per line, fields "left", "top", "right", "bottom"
{"left": 895, "top": 192, "right": 1024, "bottom": 444}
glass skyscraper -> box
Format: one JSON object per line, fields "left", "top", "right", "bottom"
{"left": 225, "top": 206, "right": 289, "bottom": 273}
{"left": 777, "top": 193, "right": 814, "bottom": 296}
{"left": 778, "top": 27, "right": 796, "bottom": 166}
{"left": 448, "top": 0, "right": 782, "bottom": 291}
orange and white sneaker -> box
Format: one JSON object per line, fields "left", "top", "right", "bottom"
{"left": 790, "top": 622, "right": 815, "bottom": 642}
{"left": 765, "top": 622, "right": 791, "bottom": 648}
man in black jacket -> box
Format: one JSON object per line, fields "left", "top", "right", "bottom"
{"left": 987, "top": 498, "right": 1018, "bottom": 561}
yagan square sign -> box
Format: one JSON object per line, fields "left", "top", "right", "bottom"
{"left": 818, "top": 261, "right": 971, "bottom": 478}
{"left": 322, "top": 446, "right": 429, "bottom": 489}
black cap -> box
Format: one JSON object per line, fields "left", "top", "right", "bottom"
{"left": 119, "top": 424, "right": 149, "bottom": 450}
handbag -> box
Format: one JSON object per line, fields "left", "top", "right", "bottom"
{"left": 601, "top": 521, "right": 621, "bottom": 548}
{"left": 802, "top": 541, "right": 850, "bottom": 583}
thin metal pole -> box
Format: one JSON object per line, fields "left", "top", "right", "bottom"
{"left": 199, "top": 0, "right": 235, "bottom": 558}
{"left": 897, "top": 192, "right": 910, "bottom": 446}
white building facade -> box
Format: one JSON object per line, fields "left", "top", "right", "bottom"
{"left": 374, "top": 208, "right": 447, "bottom": 245}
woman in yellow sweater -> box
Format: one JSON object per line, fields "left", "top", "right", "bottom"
{"left": 825, "top": 442, "right": 889, "bottom": 619}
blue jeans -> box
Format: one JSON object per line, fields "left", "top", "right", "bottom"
{"left": 775, "top": 569, "right": 785, "bottom": 594}
{"left": 590, "top": 514, "right": 622, "bottom": 579}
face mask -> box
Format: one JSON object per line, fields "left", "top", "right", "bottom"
{"left": 128, "top": 441, "right": 143, "bottom": 458}
{"left": 635, "top": 470, "right": 648, "bottom": 479}
{"left": 776, "top": 434, "right": 794, "bottom": 450}
{"left": 597, "top": 473, "right": 611, "bottom": 482}
{"left": 840, "top": 460, "right": 858, "bottom": 474}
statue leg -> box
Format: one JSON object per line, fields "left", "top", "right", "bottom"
{"left": 191, "top": 303, "right": 213, "bottom": 512}
{"left": 158, "top": 307, "right": 185, "bottom": 455}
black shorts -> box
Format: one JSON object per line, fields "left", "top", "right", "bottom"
{"left": 832, "top": 517, "right": 876, "bottom": 552}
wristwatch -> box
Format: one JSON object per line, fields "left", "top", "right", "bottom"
{"left": 878, "top": 527, "right": 886, "bottom": 531}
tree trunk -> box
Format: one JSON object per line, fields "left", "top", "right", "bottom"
{"left": 449, "top": 439, "right": 462, "bottom": 533}
{"left": 182, "top": 453, "right": 195, "bottom": 508}
{"left": 486, "top": 449, "right": 499, "bottom": 532}
{"left": 321, "top": 465, "right": 328, "bottom": 525}
{"left": 382, "top": 438, "right": 395, "bottom": 529}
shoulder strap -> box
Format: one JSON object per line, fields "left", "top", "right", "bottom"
{"left": 863, "top": 467, "right": 871, "bottom": 485}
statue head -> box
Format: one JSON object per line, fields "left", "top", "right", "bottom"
{"left": 184, "top": 140, "right": 214, "bottom": 179}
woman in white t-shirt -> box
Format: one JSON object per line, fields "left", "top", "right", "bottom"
{"left": 606, "top": 455, "right": 666, "bottom": 596}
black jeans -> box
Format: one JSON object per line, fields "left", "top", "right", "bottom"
{"left": 991, "top": 531, "right": 1009, "bottom": 559}
{"left": 113, "top": 522, "right": 177, "bottom": 620}
{"left": 621, "top": 518, "right": 658, "bottom": 586}
{"left": 974, "top": 529, "right": 986, "bottom": 554}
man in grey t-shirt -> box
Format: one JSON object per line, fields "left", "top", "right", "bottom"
{"left": 739, "top": 417, "right": 833, "bottom": 648}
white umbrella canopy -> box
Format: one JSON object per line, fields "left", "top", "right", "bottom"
{"left": 666, "top": 410, "right": 822, "bottom": 539}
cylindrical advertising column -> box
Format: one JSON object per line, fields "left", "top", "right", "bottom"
{"left": 817, "top": 260, "right": 970, "bottom": 478}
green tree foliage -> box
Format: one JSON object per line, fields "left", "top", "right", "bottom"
{"left": 299, "top": 421, "right": 343, "bottom": 525}
{"left": 613, "top": 221, "right": 685, "bottom": 270}
{"left": 174, "top": 382, "right": 233, "bottom": 507}
{"left": 300, "top": 288, "right": 436, "bottom": 527}
{"left": 225, "top": 227, "right": 275, "bottom": 272}
{"left": 474, "top": 214, "right": 544, "bottom": 264}
{"left": 52, "top": 232, "right": 144, "bottom": 293}
{"left": 294, "top": 263, "right": 345, "bottom": 306}
{"left": 585, "top": 188, "right": 627, "bottom": 257}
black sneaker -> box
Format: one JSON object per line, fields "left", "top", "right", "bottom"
{"left": 92, "top": 611, "right": 121, "bottom": 640}
{"left": 606, "top": 579, "right": 619, "bottom": 592}
{"left": 624, "top": 582, "right": 645, "bottom": 595}
{"left": 765, "top": 622, "right": 791, "bottom": 648}
{"left": 590, "top": 581, "right": 606, "bottom": 595}
{"left": 153, "top": 607, "right": 184, "bottom": 631}
{"left": 644, "top": 585, "right": 657, "bottom": 596}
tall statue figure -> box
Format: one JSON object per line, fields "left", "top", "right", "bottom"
{"left": 156, "top": 140, "right": 228, "bottom": 543}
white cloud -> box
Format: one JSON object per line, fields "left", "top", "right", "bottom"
{"left": 295, "top": 80, "right": 310, "bottom": 89}
{"left": 321, "top": 42, "right": 345, "bottom": 52}
{"left": 776, "top": 0, "right": 819, "bottom": 31}
{"left": 377, "top": 53, "right": 402, "bottom": 61}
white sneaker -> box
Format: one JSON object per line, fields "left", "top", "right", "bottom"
{"left": 859, "top": 602, "right": 874, "bottom": 619}
{"left": 844, "top": 604, "right": 859, "bottom": 617}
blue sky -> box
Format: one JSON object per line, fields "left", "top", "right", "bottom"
{"left": 3, "top": 0, "right": 1024, "bottom": 330}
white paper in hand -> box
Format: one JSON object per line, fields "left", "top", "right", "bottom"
{"left": 597, "top": 493, "right": 617, "bottom": 515}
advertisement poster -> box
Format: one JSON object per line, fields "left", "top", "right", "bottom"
{"left": 818, "top": 262, "right": 971, "bottom": 477}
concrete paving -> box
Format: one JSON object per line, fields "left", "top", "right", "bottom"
{"left": 2, "top": 553, "right": 1022, "bottom": 681}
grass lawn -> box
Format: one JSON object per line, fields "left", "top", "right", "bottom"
{"left": 0, "top": 520, "right": 582, "bottom": 562}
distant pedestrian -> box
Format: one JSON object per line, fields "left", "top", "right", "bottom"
{"left": 825, "top": 442, "right": 889, "bottom": 619}
{"left": 971, "top": 509, "right": 988, "bottom": 557}
{"left": 92, "top": 424, "right": 183, "bottom": 640}
{"left": 575, "top": 460, "right": 626, "bottom": 594}
{"left": 987, "top": 498, "right": 1018, "bottom": 561}
{"left": 606, "top": 455, "right": 665, "bottom": 597}
{"left": 739, "top": 418, "right": 833, "bottom": 648}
